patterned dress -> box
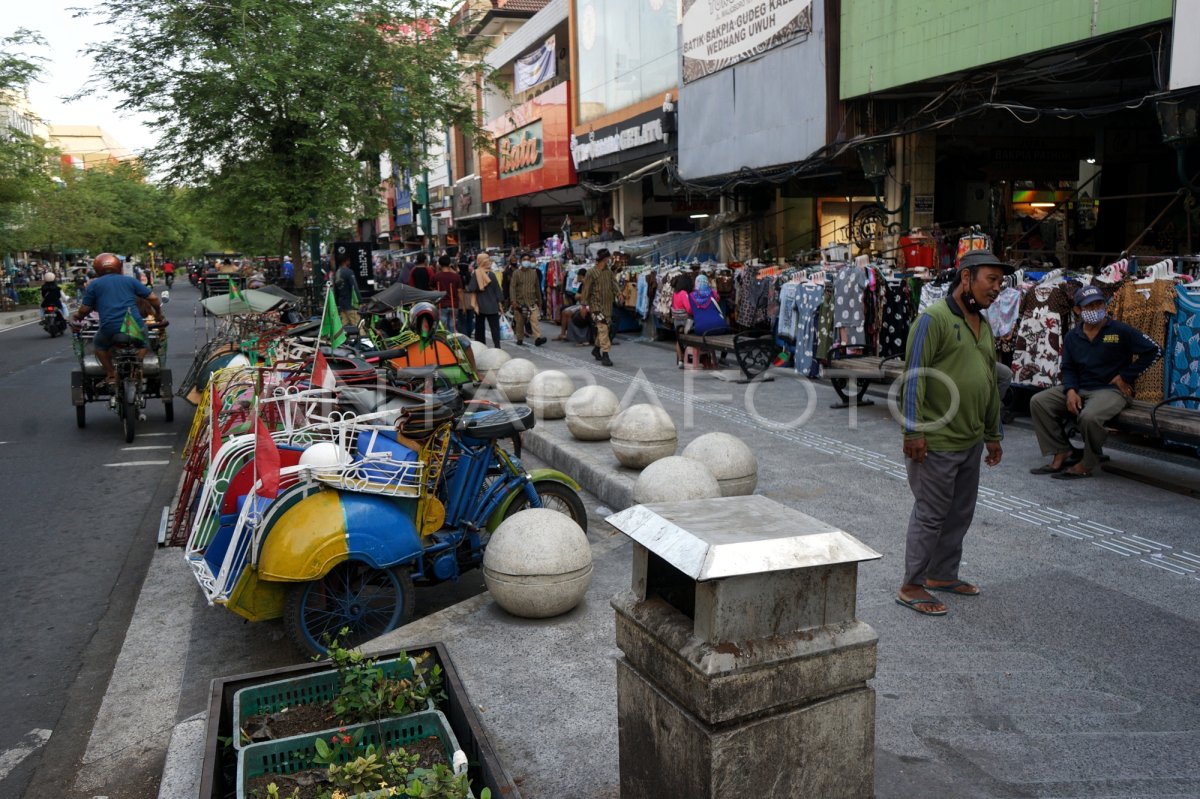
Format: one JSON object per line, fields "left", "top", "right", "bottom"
{"left": 880, "top": 279, "right": 916, "bottom": 358}
{"left": 833, "top": 265, "right": 869, "bottom": 346}
{"left": 1109, "top": 279, "right": 1175, "bottom": 402}
{"left": 1012, "top": 284, "right": 1072, "bottom": 387}
{"left": 1166, "top": 285, "right": 1200, "bottom": 401}
{"left": 793, "top": 284, "right": 825, "bottom": 375}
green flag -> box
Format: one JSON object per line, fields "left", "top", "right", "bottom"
{"left": 227, "top": 277, "right": 245, "bottom": 303}
{"left": 119, "top": 309, "right": 142, "bottom": 339}
{"left": 319, "top": 286, "right": 346, "bottom": 349}
{"left": 350, "top": 279, "right": 361, "bottom": 308}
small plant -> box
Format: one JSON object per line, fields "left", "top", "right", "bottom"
{"left": 324, "top": 630, "right": 443, "bottom": 725}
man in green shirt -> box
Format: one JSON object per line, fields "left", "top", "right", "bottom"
{"left": 896, "top": 250, "right": 1010, "bottom": 616}
{"left": 580, "top": 248, "right": 618, "bottom": 367}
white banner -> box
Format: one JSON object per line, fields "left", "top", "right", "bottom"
{"left": 681, "top": 0, "right": 812, "bottom": 83}
{"left": 514, "top": 36, "right": 557, "bottom": 94}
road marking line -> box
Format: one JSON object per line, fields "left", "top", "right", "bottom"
{"left": 121, "top": 445, "right": 172, "bottom": 451}
{"left": 104, "top": 460, "right": 171, "bottom": 467}
{"left": 137, "top": 432, "right": 175, "bottom": 437}
{"left": 0, "top": 728, "right": 53, "bottom": 781}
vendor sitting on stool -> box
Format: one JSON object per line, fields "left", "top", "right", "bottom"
{"left": 1029, "top": 285, "right": 1160, "bottom": 480}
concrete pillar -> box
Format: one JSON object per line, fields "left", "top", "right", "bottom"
{"left": 607, "top": 495, "right": 881, "bottom": 799}
{"left": 899, "top": 131, "right": 936, "bottom": 231}
{"left": 615, "top": 181, "right": 644, "bottom": 238}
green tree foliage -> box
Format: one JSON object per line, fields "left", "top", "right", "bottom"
{"left": 0, "top": 29, "right": 54, "bottom": 253}
{"left": 80, "top": 0, "right": 488, "bottom": 275}
{"left": 18, "top": 161, "right": 203, "bottom": 256}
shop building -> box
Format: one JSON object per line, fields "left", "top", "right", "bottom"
{"left": 839, "top": 0, "right": 1199, "bottom": 267}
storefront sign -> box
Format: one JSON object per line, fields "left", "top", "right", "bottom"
{"left": 499, "top": 121, "right": 544, "bottom": 176}
{"left": 481, "top": 82, "right": 576, "bottom": 203}
{"left": 333, "top": 241, "right": 373, "bottom": 290}
{"left": 394, "top": 188, "right": 413, "bottom": 226}
{"left": 913, "top": 195, "right": 934, "bottom": 215}
{"left": 570, "top": 107, "right": 672, "bottom": 171}
{"left": 452, "top": 175, "right": 488, "bottom": 221}
{"left": 681, "top": 0, "right": 812, "bottom": 83}
{"left": 515, "top": 36, "right": 557, "bottom": 94}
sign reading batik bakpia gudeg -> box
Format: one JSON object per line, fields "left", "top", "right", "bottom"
{"left": 682, "top": 0, "right": 812, "bottom": 83}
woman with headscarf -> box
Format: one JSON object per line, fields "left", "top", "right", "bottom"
{"left": 671, "top": 273, "right": 695, "bottom": 368}
{"left": 467, "top": 253, "right": 504, "bottom": 347}
{"left": 689, "top": 274, "right": 729, "bottom": 336}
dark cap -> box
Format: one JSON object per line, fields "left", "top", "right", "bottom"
{"left": 1073, "top": 285, "right": 1106, "bottom": 307}
{"left": 957, "top": 250, "right": 1015, "bottom": 275}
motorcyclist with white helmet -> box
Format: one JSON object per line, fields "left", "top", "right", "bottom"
{"left": 40, "top": 272, "right": 67, "bottom": 316}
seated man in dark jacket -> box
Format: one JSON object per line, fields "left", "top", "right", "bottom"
{"left": 1029, "top": 285, "right": 1161, "bottom": 479}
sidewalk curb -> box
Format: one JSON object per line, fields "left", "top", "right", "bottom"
{"left": 523, "top": 423, "right": 636, "bottom": 513}
{"left": 0, "top": 309, "right": 42, "bottom": 330}
{"left": 156, "top": 712, "right": 207, "bottom": 799}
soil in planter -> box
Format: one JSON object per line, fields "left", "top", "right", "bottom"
{"left": 243, "top": 702, "right": 340, "bottom": 745}
{"left": 244, "top": 736, "right": 451, "bottom": 799}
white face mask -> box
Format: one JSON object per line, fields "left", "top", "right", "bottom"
{"left": 1081, "top": 308, "right": 1107, "bottom": 325}
{"left": 521, "top": 261, "right": 533, "bottom": 268}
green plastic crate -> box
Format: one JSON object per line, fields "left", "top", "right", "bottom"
{"left": 231, "top": 656, "right": 434, "bottom": 751}
{"left": 237, "top": 709, "right": 467, "bottom": 799}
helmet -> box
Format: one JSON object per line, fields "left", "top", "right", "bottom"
{"left": 93, "top": 253, "right": 122, "bottom": 276}
{"left": 408, "top": 301, "right": 438, "bottom": 333}
{"left": 44, "top": 272, "right": 57, "bottom": 282}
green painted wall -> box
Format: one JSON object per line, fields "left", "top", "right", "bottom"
{"left": 840, "top": 0, "right": 1172, "bottom": 98}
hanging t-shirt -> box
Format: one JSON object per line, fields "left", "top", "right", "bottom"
{"left": 833, "top": 265, "right": 869, "bottom": 346}
{"left": 793, "top": 284, "right": 825, "bottom": 375}
{"left": 880, "top": 280, "right": 916, "bottom": 358}
{"left": 918, "top": 282, "right": 949, "bottom": 314}
{"left": 1109, "top": 279, "right": 1175, "bottom": 402}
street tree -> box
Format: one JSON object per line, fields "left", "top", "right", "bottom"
{"left": 0, "top": 29, "right": 54, "bottom": 256}
{"left": 81, "top": 0, "right": 489, "bottom": 284}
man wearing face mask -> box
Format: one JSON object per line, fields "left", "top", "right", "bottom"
{"left": 1028, "top": 285, "right": 1160, "bottom": 479}
{"left": 510, "top": 253, "right": 546, "bottom": 347}
{"left": 897, "top": 250, "right": 1011, "bottom": 617}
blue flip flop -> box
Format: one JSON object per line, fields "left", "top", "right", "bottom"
{"left": 895, "top": 596, "right": 947, "bottom": 616}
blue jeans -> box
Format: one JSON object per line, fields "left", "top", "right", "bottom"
{"left": 439, "top": 308, "right": 456, "bottom": 333}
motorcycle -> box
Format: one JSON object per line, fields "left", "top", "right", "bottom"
{"left": 72, "top": 316, "right": 174, "bottom": 441}
{"left": 184, "top": 379, "right": 585, "bottom": 656}
{"left": 188, "top": 266, "right": 201, "bottom": 287}
{"left": 165, "top": 271, "right": 175, "bottom": 288}
{"left": 41, "top": 305, "right": 66, "bottom": 337}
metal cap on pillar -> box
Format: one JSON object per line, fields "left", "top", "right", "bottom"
{"left": 607, "top": 495, "right": 882, "bottom": 799}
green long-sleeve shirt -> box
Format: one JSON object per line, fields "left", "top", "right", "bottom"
{"left": 900, "top": 293, "right": 1001, "bottom": 451}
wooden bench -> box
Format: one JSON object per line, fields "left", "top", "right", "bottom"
{"left": 821, "top": 355, "right": 1200, "bottom": 448}
{"left": 676, "top": 329, "right": 776, "bottom": 382}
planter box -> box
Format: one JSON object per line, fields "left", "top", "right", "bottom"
{"left": 199, "top": 643, "right": 519, "bottom": 799}
{"left": 231, "top": 656, "right": 432, "bottom": 751}
{"left": 237, "top": 709, "right": 465, "bottom": 799}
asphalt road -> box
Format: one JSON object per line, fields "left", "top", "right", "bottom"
{"left": 0, "top": 286, "right": 196, "bottom": 799}
{"left": 0, "top": 282, "right": 489, "bottom": 798}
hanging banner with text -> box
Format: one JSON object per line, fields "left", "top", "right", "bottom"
{"left": 681, "top": 0, "right": 812, "bottom": 84}
{"left": 514, "top": 36, "right": 557, "bottom": 94}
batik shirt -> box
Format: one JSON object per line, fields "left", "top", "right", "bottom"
{"left": 1167, "top": 285, "right": 1200, "bottom": 400}
{"left": 793, "top": 284, "right": 825, "bottom": 375}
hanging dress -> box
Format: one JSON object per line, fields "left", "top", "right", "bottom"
{"left": 1011, "top": 284, "right": 1072, "bottom": 387}
{"left": 793, "top": 284, "right": 825, "bottom": 375}
{"left": 1109, "top": 279, "right": 1175, "bottom": 403}
{"left": 1166, "top": 285, "right": 1200, "bottom": 401}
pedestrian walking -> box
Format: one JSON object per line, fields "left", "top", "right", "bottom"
{"left": 896, "top": 250, "right": 1009, "bottom": 616}
{"left": 510, "top": 254, "right": 546, "bottom": 347}
{"left": 432, "top": 255, "right": 463, "bottom": 333}
{"left": 1028, "top": 285, "right": 1160, "bottom": 479}
{"left": 333, "top": 253, "right": 360, "bottom": 328}
{"left": 467, "top": 253, "right": 503, "bottom": 348}
{"left": 579, "top": 248, "right": 618, "bottom": 366}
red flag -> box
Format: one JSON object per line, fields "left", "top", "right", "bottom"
{"left": 312, "top": 350, "right": 337, "bottom": 393}
{"left": 209, "top": 383, "right": 222, "bottom": 464}
{"left": 254, "top": 413, "right": 281, "bottom": 499}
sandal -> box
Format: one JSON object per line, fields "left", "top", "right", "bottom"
{"left": 895, "top": 596, "right": 947, "bottom": 616}
{"left": 925, "top": 580, "right": 980, "bottom": 596}
{"left": 1052, "top": 470, "right": 1092, "bottom": 480}
{"left": 1030, "top": 463, "right": 1067, "bottom": 475}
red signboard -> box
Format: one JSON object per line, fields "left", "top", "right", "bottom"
{"left": 481, "top": 81, "right": 576, "bottom": 203}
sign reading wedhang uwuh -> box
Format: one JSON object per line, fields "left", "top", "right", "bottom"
{"left": 681, "top": 0, "right": 812, "bottom": 83}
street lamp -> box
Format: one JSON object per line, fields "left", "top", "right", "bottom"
{"left": 855, "top": 138, "right": 910, "bottom": 232}
{"left": 580, "top": 194, "right": 599, "bottom": 236}
{"left": 1156, "top": 95, "right": 1200, "bottom": 192}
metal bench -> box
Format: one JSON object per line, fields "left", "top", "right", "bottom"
{"left": 822, "top": 356, "right": 1200, "bottom": 449}
{"left": 676, "top": 329, "right": 776, "bottom": 382}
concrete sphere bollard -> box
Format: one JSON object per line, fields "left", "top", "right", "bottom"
{"left": 469, "top": 339, "right": 487, "bottom": 362}
{"left": 609, "top": 403, "right": 677, "bottom": 468}
{"left": 526, "top": 370, "right": 575, "bottom": 419}
{"left": 496, "top": 358, "right": 538, "bottom": 402}
{"left": 682, "top": 432, "right": 759, "bottom": 497}
{"left": 632, "top": 456, "right": 722, "bottom": 504}
{"left": 564, "top": 385, "right": 621, "bottom": 441}
{"left": 475, "top": 347, "right": 512, "bottom": 388}
{"left": 483, "top": 508, "right": 593, "bottom": 618}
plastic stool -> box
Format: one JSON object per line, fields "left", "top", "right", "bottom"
{"left": 683, "top": 347, "right": 715, "bottom": 370}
